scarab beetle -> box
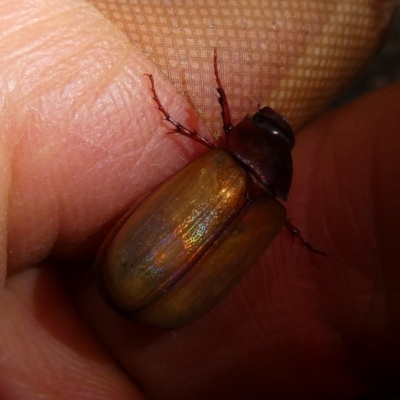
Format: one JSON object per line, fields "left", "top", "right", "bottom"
{"left": 95, "top": 50, "right": 321, "bottom": 329}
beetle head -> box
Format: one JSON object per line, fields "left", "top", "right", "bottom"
{"left": 252, "top": 107, "right": 295, "bottom": 150}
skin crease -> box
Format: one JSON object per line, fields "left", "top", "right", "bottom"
{"left": 0, "top": 0, "right": 400, "bottom": 399}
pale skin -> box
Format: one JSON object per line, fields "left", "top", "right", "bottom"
{"left": 1, "top": 1, "right": 400, "bottom": 399}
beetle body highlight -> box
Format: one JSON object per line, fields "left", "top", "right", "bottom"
{"left": 96, "top": 149, "right": 286, "bottom": 328}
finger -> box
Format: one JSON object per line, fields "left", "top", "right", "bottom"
{"left": 88, "top": 0, "right": 397, "bottom": 129}
{"left": 0, "top": 262, "right": 145, "bottom": 398}
{"left": 0, "top": 0, "right": 208, "bottom": 271}
{"left": 289, "top": 81, "right": 400, "bottom": 341}
{"left": 1, "top": 1, "right": 395, "bottom": 273}
{"left": 79, "top": 83, "right": 400, "bottom": 399}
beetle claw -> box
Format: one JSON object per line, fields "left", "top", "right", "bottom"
{"left": 284, "top": 219, "right": 327, "bottom": 256}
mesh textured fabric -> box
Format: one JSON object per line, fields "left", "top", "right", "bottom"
{"left": 85, "top": 0, "right": 397, "bottom": 133}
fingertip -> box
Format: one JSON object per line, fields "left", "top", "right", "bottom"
{"left": 0, "top": 0, "right": 205, "bottom": 268}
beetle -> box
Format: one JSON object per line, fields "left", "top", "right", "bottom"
{"left": 95, "top": 50, "right": 322, "bottom": 329}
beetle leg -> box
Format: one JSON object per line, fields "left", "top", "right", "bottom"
{"left": 285, "top": 219, "right": 327, "bottom": 256}
{"left": 214, "top": 49, "right": 233, "bottom": 137}
{"left": 145, "top": 74, "right": 215, "bottom": 149}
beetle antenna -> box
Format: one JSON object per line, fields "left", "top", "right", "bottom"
{"left": 145, "top": 74, "right": 215, "bottom": 149}
{"left": 285, "top": 219, "right": 327, "bottom": 256}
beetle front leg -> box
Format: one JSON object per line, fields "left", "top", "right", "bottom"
{"left": 145, "top": 74, "right": 215, "bottom": 149}
{"left": 214, "top": 49, "right": 233, "bottom": 137}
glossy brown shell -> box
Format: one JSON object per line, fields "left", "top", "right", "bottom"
{"left": 95, "top": 149, "right": 286, "bottom": 328}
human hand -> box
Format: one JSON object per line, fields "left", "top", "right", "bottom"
{"left": 0, "top": 1, "right": 399, "bottom": 399}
